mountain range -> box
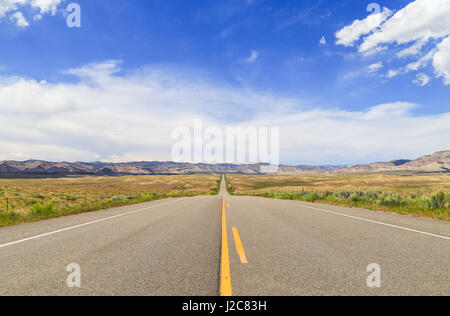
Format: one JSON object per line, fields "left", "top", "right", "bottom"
{"left": 0, "top": 151, "right": 448, "bottom": 177}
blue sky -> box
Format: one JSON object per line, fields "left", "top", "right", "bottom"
{"left": 1, "top": 0, "right": 447, "bottom": 113}
{"left": 0, "top": 0, "right": 449, "bottom": 164}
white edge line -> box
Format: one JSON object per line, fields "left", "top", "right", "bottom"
{"left": 290, "top": 201, "right": 450, "bottom": 241}
{"left": 0, "top": 199, "right": 185, "bottom": 249}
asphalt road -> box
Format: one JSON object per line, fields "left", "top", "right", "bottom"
{"left": 0, "top": 176, "right": 448, "bottom": 296}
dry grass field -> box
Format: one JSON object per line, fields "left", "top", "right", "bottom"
{"left": 0, "top": 175, "right": 221, "bottom": 227}
{"left": 1, "top": 172, "right": 449, "bottom": 226}
{"left": 226, "top": 173, "right": 450, "bottom": 221}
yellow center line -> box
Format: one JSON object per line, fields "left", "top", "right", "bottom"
{"left": 220, "top": 196, "right": 232, "bottom": 296}
{"left": 232, "top": 227, "right": 248, "bottom": 264}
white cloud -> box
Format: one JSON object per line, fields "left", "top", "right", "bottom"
{"left": 362, "top": 102, "right": 416, "bottom": 120}
{"left": 0, "top": 0, "right": 62, "bottom": 26}
{"left": 30, "top": 0, "right": 61, "bottom": 14}
{"left": 413, "top": 73, "right": 431, "bottom": 86}
{"left": 433, "top": 36, "right": 450, "bottom": 84}
{"left": 386, "top": 69, "right": 400, "bottom": 78}
{"left": 406, "top": 49, "right": 435, "bottom": 72}
{"left": 10, "top": 11, "right": 28, "bottom": 27}
{"left": 0, "top": 0, "right": 22, "bottom": 18}
{"left": 385, "top": 49, "right": 435, "bottom": 79}
{"left": 246, "top": 50, "right": 259, "bottom": 63}
{"left": 397, "top": 39, "right": 427, "bottom": 58}
{"left": 335, "top": 8, "right": 392, "bottom": 47}
{"left": 0, "top": 61, "right": 449, "bottom": 164}
{"left": 336, "top": 0, "right": 450, "bottom": 85}
{"left": 358, "top": 0, "right": 450, "bottom": 54}
{"left": 367, "top": 62, "right": 383, "bottom": 73}
{"left": 63, "top": 60, "right": 122, "bottom": 83}
{"left": 275, "top": 105, "right": 450, "bottom": 164}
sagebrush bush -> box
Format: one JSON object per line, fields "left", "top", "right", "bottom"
{"left": 30, "top": 201, "right": 56, "bottom": 217}
{"left": 428, "top": 191, "right": 447, "bottom": 210}
{"left": 321, "top": 190, "right": 333, "bottom": 199}
{"left": 338, "top": 190, "right": 352, "bottom": 199}
{"left": 260, "top": 188, "right": 449, "bottom": 220}
{"left": 304, "top": 193, "right": 317, "bottom": 202}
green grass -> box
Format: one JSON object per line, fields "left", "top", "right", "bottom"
{"left": 0, "top": 211, "right": 20, "bottom": 226}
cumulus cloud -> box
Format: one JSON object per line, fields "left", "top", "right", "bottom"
{"left": 30, "top": 0, "right": 61, "bottom": 14}
{"left": 335, "top": 7, "right": 392, "bottom": 47}
{"left": 433, "top": 36, "right": 450, "bottom": 85}
{"left": 336, "top": 0, "right": 450, "bottom": 85}
{"left": 367, "top": 62, "right": 383, "bottom": 73}
{"left": 358, "top": 0, "right": 450, "bottom": 53}
{"left": 384, "top": 49, "right": 435, "bottom": 79}
{"left": 0, "top": 0, "right": 62, "bottom": 26}
{"left": 413, "top": 73, "right": 431, "bottom": 86}
{"left": 275, "top": 104, "right": 450, "bottom": 164}
{"left": 0, "top": 61, "right": 449, "bottom": 164}
{"left": 386, "top": 69, "right": 400, "bottom": 78}
{"left": 10, "top": 11, "right": 28, "bottom": 27}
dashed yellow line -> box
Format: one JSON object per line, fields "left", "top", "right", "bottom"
{"left": 220, "top": 196, "right": 232, "bottom": 296}
{"left": 232, "top": 227, "right": 248, "bottom": 264}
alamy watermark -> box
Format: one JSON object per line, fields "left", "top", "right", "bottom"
{"left": 366, "top": 263, "right": 381, "bottom": 288}
{"left": 171, "top": 119, "right": 280, "bottom": 173}
{"left": 66, "top": 3, "right": 81, "bottom": 28}
{"left": 66, "top": 263, "right": 81, "bottom": 288}
{"left": 367, "top": 3, "right": 382, "bottom": 15}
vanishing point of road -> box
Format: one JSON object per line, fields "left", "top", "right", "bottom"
{"left": 0, "top": 176, "right": 448, "bottom": 295}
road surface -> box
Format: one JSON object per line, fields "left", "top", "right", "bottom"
{"left": 0, "top": 176, "right": 448, "bottom": 295}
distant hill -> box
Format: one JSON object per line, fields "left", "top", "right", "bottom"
{"left": 0, "top": 160, "right": 335, "bottom": 176}
{"left": 0, "top": 150, "right": 448, "bottom": 177}
{"left": 336, "top": 150, "right": 450, "bottom": 173}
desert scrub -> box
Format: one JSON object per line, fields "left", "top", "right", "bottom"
{"left": 208, "top": 178, "right": 222, "bottom": 195}
{"left": 0, "top": 174, "right": 221, "bottom": 227}
{"left": 226, "top": 174, "right": 450, "bottom": 221}
{"left": 225, "top": 176, "right": 235, "bottom": 194}
{"left": 242, "top": 189, "right": 449, "bottom": 221}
